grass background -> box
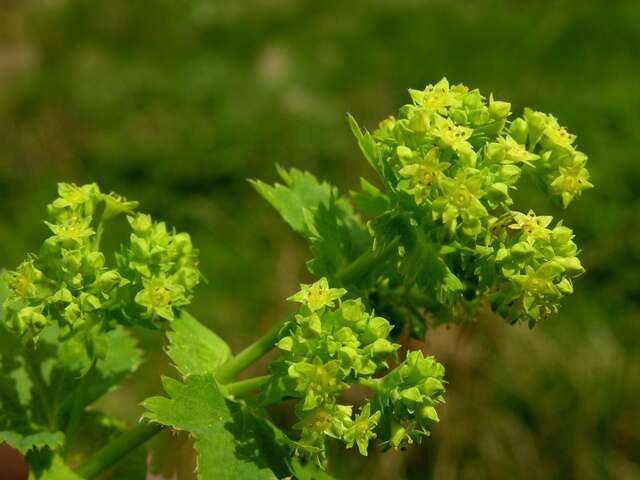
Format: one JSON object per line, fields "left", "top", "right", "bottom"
{"left": 0, "top": 0, "right": 638, "bottom": 478}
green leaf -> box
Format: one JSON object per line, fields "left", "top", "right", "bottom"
{"left": 307, "top": 198, "right": 369, "bottom": 279}
{"left": 351, "top": 178, "right": 391, "bottom": 218}
{"left": 27, "top": 453, "right": 83, "bottom": 480}
{"left": 143, "top": 374, "right": 285, "bottom": 480}
{"left": 82, "top": 326, "right": 142, "bottom": 407}
{"left": 348, "top": 114, "right": 381, "bottom": 173}
{"left": 166, "top": 311, "right": 231, "bottom": 377}
{"left": 252, "top": 167, "right": 370, "bottom": 282}
{"left": 224, "top": 402, "right": 291, "bottom": 478}
{"left": 54, "top": 325, "right": 142, "bottom": 417}
{"left": 0, "top": 430, "right": 64, "bottom": 455}
{"left": 251, "top": 166, "right": 335, "bottom": 236}
{"left": 0, "top": 321, "right": 142, "bottom": 461}
{"left": 290, "top": 457, "right": 336, "bottom": 480}
{"left": 0, "top": 323, "right": 63, "bottom": 457}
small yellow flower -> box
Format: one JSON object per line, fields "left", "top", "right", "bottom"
{"left": 409, "top": 78, "right": 464, "bottom": 111}
{"left": 549, "top": 163, "right": 593, "bottom": 207}
{"left": 398, "top": 148, "right": 450, "bottom": 205}
{"left": 288, "top": 278, "right": 346, "bottom": 312}
{"left": 509, "top": 210, "right": 553, "bottom": 241}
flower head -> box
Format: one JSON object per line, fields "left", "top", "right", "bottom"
{"left": 103, "top": 192, "right": 139, "bottom": 220}
{"left": 398, "top": 147, "right": 450, "bottom": 205}
{"left": 509, "top": 210, "right": 553, "bottom": 241}
{"left": 288, "top": 277, "right": 346, "bottom": 312}
{"left": 549, "top": 162, "right": 594, "bottom": 207}
{"left": 135, "top": 276, "right": 187, "bottom": 322}
{"left": 342, "top": 403, "right": 381, "bottom": 456}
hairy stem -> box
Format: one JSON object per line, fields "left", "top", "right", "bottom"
{"left": 64, "top": 361, "right": 96, "bottom": 458}
{"left": 74, "top": 422, "right": 163, "bottom": 479}
{"left": 215, "top": 318, "right": 290, "bottom": 384}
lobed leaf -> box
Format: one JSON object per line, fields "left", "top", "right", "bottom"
{"left": 166, "top": 311, "right": 231, "bottom": 377}
{"left": 0, "top": 431, "right": 64, "bottom": 455}
{"left": 253, "top": 167, "right": 370, "bottom": 282}
{"left": 251, "top": 167, "right": 335, "bottom": 236}
{"left": 27, "top": 453, "right": 83, "bottom": 480}
{"left": 80, "top": 326, "right": 143, "bottom": 408}
{"left": 143, "top": 374, "right": 286, "bottom": 480}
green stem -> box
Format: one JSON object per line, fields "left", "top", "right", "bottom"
{"left": 74, "top": 376, "right": 270, "bottom": 479}
{"left": 336, "top": 236, "right": 400, "bottom": 285}
{"left": 217, "top": 238, "right": 399, "bottom": 384}
{"left": 24, "top": 345, "right": 54, "bottom": 429}
{"left": 225, "top": 374, "right": 271, "bottom": 396}
{"left": 64, "top": 361, "right": 95, "bottom": 458}
{"left": 94, "top": 219, "right": 105, "bottom": 251}
{"left": 215, "top": 318, "right": 290, "bottom": 384}
{"left": 74, "top": 422, "right": 163, "bottom": 480}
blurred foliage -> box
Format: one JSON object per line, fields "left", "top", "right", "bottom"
{"left": 0, "top": 0, "right": 638, "bottom": 478}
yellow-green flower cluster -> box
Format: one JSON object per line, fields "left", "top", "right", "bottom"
{"left": 350, "top": 78, "right": 591, "bottom": 325}
{"left": 374, "top": 78, "right": 591, "bottom": 235}
{"left": 510, "top": 108, "right": 593, "bottom": 207}
{"left": 489, "top": 210, "right": 584, "bottom": 323}
{"left": 1, "top": 183, "right": 200, "bottom": 343}
{"left": 368, "top": 351, "right": 445, "bottom": 448}
{"left": 267, "top": 278, "right": 445, "bottom": 466}
{"left": 116, "top": 213, "right": 200, "bottom": 324}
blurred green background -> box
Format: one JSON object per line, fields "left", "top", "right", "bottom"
{"left": 1, "top": 0, "right": 639, "bottom": 478}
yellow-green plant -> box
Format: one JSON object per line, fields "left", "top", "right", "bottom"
{"left": 0, "top": 78, "right": 591, "bottom": 479}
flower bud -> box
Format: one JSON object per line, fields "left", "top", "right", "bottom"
{"left": 128, "top": 213, "right": 153, "bottom": 234}
{"left": 366, "top": 338, "right": 398, "bottom": 357}
{"left": 79, "top": 292, "right": 102, "bottom": 311}
{"left": 84, "top": 251, "right": 105, "bottom": 272}
{"left": 16, "top": 305, "right": 48, "bottom": 337}
{"left": 63, "top": 302, "right": 82, "bottom": 326}
{"left": 103, "top": 192, "right": 139, "bottom": 220}
{"left": 418, "top": 405, "right": 440, "bottom": 423}
{"left": 94, "top": 271, "right": 122, "bottom": 292}
{"left": 489, "top": 96, "right": 511, "bottom": 119}
{"left": 61, "top": 249, "right": 83, "bottom": 273}
{"left": 171, "top": 232, "right": 193, "bottom": 256}
{"left": 555, "top": 256, "right": 584, "bottom": 275}
{"left": 509, "top": 117, "right": 528, "bottom": 144}
{"left": 396, "top": 145, "right": 413, "bottom": 163}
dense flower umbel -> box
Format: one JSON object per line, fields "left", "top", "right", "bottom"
{"left": 1, "top": 183, "right": 200, "bottom": 346}
{"left": 369, "top": 351, "right": 445, "bottom": 448}
{"left": 350, "top": 78, "right": 590, "bottom": 325}
{"left": 266, "top": 278, "right": 445, "bottom": 466}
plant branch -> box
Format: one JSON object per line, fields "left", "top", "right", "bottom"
{"left": 336, "top": 236, "right": 400, "bottom": 285}
{"left": 74, "top": 421, "right": 163, "bottom": 480}
{"left": 216, "top": 239, "right": 399, "bottom": 384}
{"left": 215, "top": 317, "right": 290, "bottom": 384}
{"left": 225, "top": 374, "right": 271, "bottom": 396}
{"left": 24, "top": 344, "right": 55, "bottom": 429}
{"left": 64, "top": 360, "right": 96, "bottom": 458}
